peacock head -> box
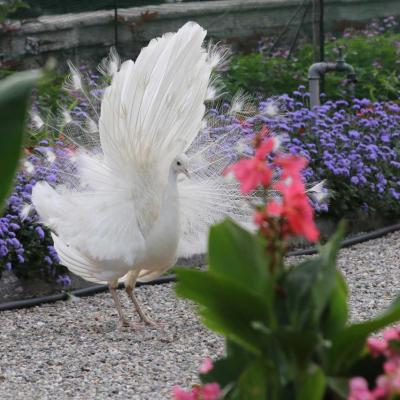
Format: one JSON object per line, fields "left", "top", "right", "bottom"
{"left": 172, "top": 154, "right": 190, "bottom": 178}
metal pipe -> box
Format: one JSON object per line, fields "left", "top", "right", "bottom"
{"left": 312, "top": 0, "right": 325, "bottom": 62}
{"left": 114, "top": 0, "right": 118, "bottom": 48}
{"left": 308, "top": 49, "right": 356, "bottom": 108}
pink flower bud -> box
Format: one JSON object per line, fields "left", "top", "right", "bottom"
{"left": 367, "top": 337, "right": 387, "bottom": 356}
{"left": 172, "top": 386, "right": 194, "bottom": 400}
{"left": 348, "top": 377, "right": 375, "bottom": 400}
{"left": 383, "top": 327, "right": 400, "bottom": 342}
{"left": 199, "top": 358, "right": 214, "bottom": 374}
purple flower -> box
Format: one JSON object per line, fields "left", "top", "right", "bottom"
{"left": 44, "top": 256, "right": 53, "bottom": 265}
{"left": 390, "top": 188, "right": 400, "bottom": 200}
{"left": 35, "top": 226, "right": 45, "bottom": 240}
{"left": 56, "top": 274, "right": 72, "bottom": 287}
{"left": 0, "top": 246, "right": 8, "bottom": 257}
{"left": 348, "top": 130, "right": 360, "bottom": 139}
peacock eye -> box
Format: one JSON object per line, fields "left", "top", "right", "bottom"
{"left": 177, "top": 161, "right": 181, "bottom": 166}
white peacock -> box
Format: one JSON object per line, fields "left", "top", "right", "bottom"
{"left": 31, "top": 22, "right": 259, "bottom": 328}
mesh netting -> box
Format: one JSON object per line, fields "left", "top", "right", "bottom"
{"left": 13, "top": 0, "right": 215, "bottom": 18}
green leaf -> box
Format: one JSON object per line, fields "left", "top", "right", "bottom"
{"left": 284, "top": 222, "right": 345, "bottom": 330}
{"left": 201, "top": 340, "right": 253, "bottom": 388}
{"left": 297, "top": 365, "right": 326, "bottom": 400}
{"left": 0, "top": 70, "right": 40, "bottom": 209}
{"left": 284, "top": 258, "right": 328, "bottom": 329}
{"left": 208, "top": 219, "right": 272, "bottom": 298}
{"left": 176, "top": 269, "right": 269, "bottom": 354}
{"left": 237, "top": 359, "right": 269, "bottom": 400}
{"left": 328, "top": 296, "right": 400, "bottom": 373}
{"left": 320, "top": 272, "right": 348, "bottom": 351}
{"left": 326, "top": 377, "right": 348, "bottom": 399}
{"left": 276, "top": 328, "right": 320, "bottom": 371}
{"left": 321, "top": 270, "right": 348, "bottom": 339}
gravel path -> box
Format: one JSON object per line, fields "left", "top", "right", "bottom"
{"left": 1, "top": 230, "right": 400, "bottom": 399}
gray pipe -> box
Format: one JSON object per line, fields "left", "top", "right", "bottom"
{"left": 308, "top": 57, "right": 356, "bottom": 108}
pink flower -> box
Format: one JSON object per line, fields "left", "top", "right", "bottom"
{"left": 172, "top": 383, "right": 221, "bottom": 400}
{"left": 275, "top": 154, "right": 307, "bottom": 180}
{"left": 199, "top": 358, "right": 214, "bottom": 374}
{"left": 255, "top": 137, "right": 275, "bottom": 158}
{"left": 383, "top": 327, "right": 400, "bottom": 342}
{"left": 383, "top": 359, "right": 398, "bottom": 374}
{"left": 348, "top": 377, "right": 375, "bottom": 400}
{"left": 373, "top": 375, "right": 389, "bottom": 398}
{"left": 198, "top": 383, "right": 221, "bottom": 400}
{"left": 227, "top": 138, "right": 275, "bottom": 194}
{"left": 172, "top": 386, "right": 194, "bottom": 400}
{"left": 350, "top": 327, "right": 400, "bottom": 400}
{"left": 367, "top": 338, "right": 387, "bottom": 357}
{"left": 270, "top": 178, "right": 319, "bottom": 242}
{"left": 253, "top": 210, "right": 267, "bottom": 226}
{"left": 391, "top": 370, "right": 400, "bottom": 391}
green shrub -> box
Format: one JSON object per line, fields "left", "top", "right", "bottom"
{"left": 223, "top": 32, "right": 400, "bottom": 101}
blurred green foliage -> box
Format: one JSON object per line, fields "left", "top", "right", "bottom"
{"left": 0, "top": 0, "right": 28, "bottom": 22}
{"left": 0, "top": 70, "right": 39, "bottom": 209}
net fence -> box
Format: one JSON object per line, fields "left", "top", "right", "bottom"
{"left": 13, "top": 0, "right": 215, "bottom": 18}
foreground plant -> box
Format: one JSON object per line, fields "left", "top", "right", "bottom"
{"left": 348, "top": 326, "right": 400, "bottom": 400}
{"left": 174, "top": 132, "right": 400, "bottom": 399}
{"left": 0, "top": 70, "right": 39, "bottom": 209}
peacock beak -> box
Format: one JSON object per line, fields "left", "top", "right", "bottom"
{"left": 183, "top": 168, "right": 190, "bottom": 178}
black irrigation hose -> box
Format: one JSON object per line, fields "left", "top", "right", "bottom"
{"left": 1, "top": 223, "right": 400, "bottom": 312}
{"left": 0, "top": 275, "right": 176, "bottom": 312}
{"left": 287, "top": 222, "right": 400, "bottom": 257}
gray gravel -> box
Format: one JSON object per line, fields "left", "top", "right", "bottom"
{"left": 339, "top": 231, "right": 400, "bottom": 321}
{"left": 1, "top": 230, "right": 400, "bottom": 399}
{"left": 0, "top": 284, "right": 224, "bottom": 399}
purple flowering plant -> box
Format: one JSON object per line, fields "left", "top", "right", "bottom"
{"left": 259, "top": 90, "right": 400, "bottom": 218}
{"left": 204, "top": 87, "right": 400, "bottom": 220}
{"left": 0, "top": 140, "right": 71, "bottom": 286}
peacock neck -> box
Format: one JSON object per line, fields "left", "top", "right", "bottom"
{"left": 164, "top": 169, "right": 178, "bottom": 200}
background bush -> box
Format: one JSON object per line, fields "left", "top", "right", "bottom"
{"left": 223, "top": 19, "right": 400, "bottom": 102}
{"left": 260, "top": 92, "right": 400, "bottom": 219}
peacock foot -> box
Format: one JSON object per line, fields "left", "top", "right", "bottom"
{"left": 140, "top": 316, "right": 164, "bottom": 330}
{"left": 118, "top": 317, "right": 131, "bottom": 329}
{"left": 118, "top": 318, "right": 143, "bottom": 330}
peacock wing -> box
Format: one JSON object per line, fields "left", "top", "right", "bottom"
{"left": 31, "top": 156, "right": 162, "bottom": 266}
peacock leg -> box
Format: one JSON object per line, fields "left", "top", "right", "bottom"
{"left": 125, "top": 270, "right": 159, "bottom": 328}
{"left": 108, "top": 280, "right": 131, "bottom": 328}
